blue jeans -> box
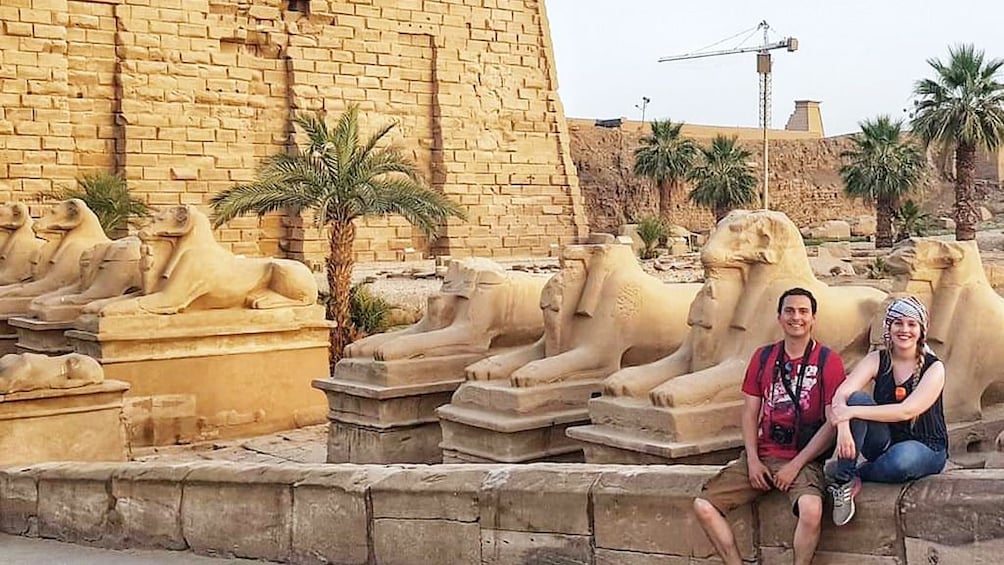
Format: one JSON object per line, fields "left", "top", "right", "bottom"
{"left": 833, "top": 391, "right": 947, "bottom": 483}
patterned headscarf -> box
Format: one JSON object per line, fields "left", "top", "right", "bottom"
{"left": 883, "top": 296, "right": 929, "bottom": 349}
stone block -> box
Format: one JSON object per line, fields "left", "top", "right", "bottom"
{"left": 592, "top": 466, "right": 754, "bottom": 560}
{"left": 291, "top": 466, "right": 397, "bottom": 565}
{"left": 327, "top": 421, "right": 444, "bottom": 464}
{"left": 0, "top": 464, "right": 49, "bottom": 535}
{"left": 900, "top": 470, "right": 1004, "bottom": 545}
{"left": 481, "top": 529, "right": 592, "bottom": 565}
{"left": 372, "top": 518, "right": 480, "bottom": 565}
{"left": 758, "top": 482, "right": 904, "bottom": 556}
{"left": 370, "top": 466, "right": 488, "bottom": 521}
{"left": 905, "top": 536, "right": 1004, "bottom": 565}
{"left": 849, "top": 215, "right": 877, "bottom": 237}
{"left": 37, "top": 463, "right": 119, "bottom": 543}
{"left": 181, "top": 463, "right": 307, "bottom": 561}
{"left": 479, "top": 465, "right": 600, "bottom": 534}
{"left": 109, "top": 464, "right": 190, "bottom": 550}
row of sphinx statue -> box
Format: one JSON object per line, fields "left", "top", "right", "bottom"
{"left": 0, "top": 199, "right": 320, "bottom": 394}
{"left": 345, "top": 209, "right": 1002, "bottom": 427}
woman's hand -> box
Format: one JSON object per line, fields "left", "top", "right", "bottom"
{"left": 836, "top": 425, "right": 856, "bottom": 460}
{"left": 831, "top": 403, "right": 856, "bottom": 424}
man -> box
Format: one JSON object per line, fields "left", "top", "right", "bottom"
{"left": 692, "top": 287, "right": 846, "bottom": 565}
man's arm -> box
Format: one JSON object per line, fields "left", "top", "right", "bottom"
{"left": 742, "top": 393, "right": 772, "bottom": 491}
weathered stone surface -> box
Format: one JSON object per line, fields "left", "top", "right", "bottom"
{"left": 370, "top": 466, "right": 488, "bottom": 521}
{"left": 109, "top": 464, "right": 190, "bottom": 550}
{"left": 372, "top": 518, "right": 480, "bottom": 565}
{"left": 595, "top": 548, "right": 719, "bottom": 564}
{"left": 905, "top": 536, "right": 1004, "bottom": 565}
{"left": 37, "top": 463, "right": 118, "bottom": 543}
{"left": 479, "top": 465, "right": 600, "bottom": 534}
{"left": 0, "top": 464, "right": 51, "bottom": 535}
{"left": 180, "top": 463, "right": 307, "bottom": 561}
{"left": 901, "top": 470, "right": 1004, "bottom": 545}
{"left": 326, "top": 420, "right": 444, "bottom": 464}
{"left": 592, "top": 466, "right": 754, "bottom": 560}
{"left": 291, "top": 467, "right": 397, "bottom": 565}
{"left": 760, "top": 546, "right": 901, "bottom": 564}
{"left": 758, "top": 482, "right": 904, "bottom": 556}
{"left": 481, "top": 529, "right": 591, "bottom": 565}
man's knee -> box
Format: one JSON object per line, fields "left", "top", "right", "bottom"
{"left": 796, "top": 495, "right": 823, "bottom": 529}
{"left": 693, "top": 497, "right": 721, "bottom": 522}
{"left": 847, "top": 390, "right": 876, "bottom": 407}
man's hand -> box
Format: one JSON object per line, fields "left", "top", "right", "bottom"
{"left": 773, "top": 460, "right": 802, "bottom": 492}
{"left": 747, "top": 456, "right": 773, "bottom": 491}
{"left": 836, "top": 426, "right": 856, "bottom": 460}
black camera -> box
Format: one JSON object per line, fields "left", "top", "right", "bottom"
{"left": 769, "top": 423, "right": 795, "bottom": 445}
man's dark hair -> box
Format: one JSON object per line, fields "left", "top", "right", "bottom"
{"left": 777, "top": 287, "right": 817, "bottom": 315}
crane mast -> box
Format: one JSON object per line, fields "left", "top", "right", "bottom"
{"left": 658, "top": 21, "right": 798, "bottom": 210}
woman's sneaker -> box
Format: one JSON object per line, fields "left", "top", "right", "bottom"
{"left": 828, "top": 477, "right": 861, "bottom": 526}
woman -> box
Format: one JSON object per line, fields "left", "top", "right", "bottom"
{"left": 827, "top": 296, "right": 947, "bottom": 526}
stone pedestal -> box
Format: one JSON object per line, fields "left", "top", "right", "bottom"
{"left": 9, "top": 316, "right": 75, "bottom": 354}
{"left": 437, "top": 378, "right": 604, "bottom": 463}
{"left": 0, "top": 314, "right": 21, "bottom": 355}
{"left": 312, "top": 352, "right": 490, "bottom": 464}
{"left": 65, "top": 306, "right": 330, "bottom": 447}
{"left": 0, "top": 380, "right": 130, "bottom": 465}
{"left": 566, "top": 396, "right": 743, "bottom": 465}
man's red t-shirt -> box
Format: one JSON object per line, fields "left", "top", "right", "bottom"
{"left": 740, "top": 341, "right": 846, "bottom": 460}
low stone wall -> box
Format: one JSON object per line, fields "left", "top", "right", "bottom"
{"left": 0, "top": 462, "right": 998, "bottom": 564}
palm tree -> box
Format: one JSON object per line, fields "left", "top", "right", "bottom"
{"left": 894, "top": 199, "right": 930, "bottom": 241}
{"left": 633, "top": 119, "right": 698, "bottom": 222}
{"left": 47, "top": 171, "right": 150, "bottom": 238}
{"left": 840, "top": 116, "right": 926, "bottom": 248}
{"left": 911, "top": 44, "right": 1004, "bottom": 241}
{"left": 687, "top": 135, "right": 758, "bottom": 222}
{"left": 211, "top": 106, "right": 465, "bottom": 367}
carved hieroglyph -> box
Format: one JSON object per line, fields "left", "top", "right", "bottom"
{"left": 885, "top": 238, "right": 1004, "bottom": 423}
{"left": 0, "top": 203, "right": 46, "bottom": 286}
{"left": 0, "top": 199, "right": 110, "bottom": 309}
{"left": 28, "top": 236, "right": 146, "bottom": 322}
{"left": 603, "top": 210, "right": 886, "bottom": 408}
{"left": 0, "top": 352, "right": 104, "bottom": 394}
{"left": 91, "top": 205, "right": 317, "bottom": 316}
{"left": 465, "top": 235, "right": 701, "bottom": 387}
{"left": 343, "top": 258, "right": 547, "bottom": 361}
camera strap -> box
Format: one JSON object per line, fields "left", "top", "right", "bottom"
{"left": 776, "top": 339, "right": 814, "bottom": 413}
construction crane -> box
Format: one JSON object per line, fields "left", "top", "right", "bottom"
{"left": 658, "top": 21, "right": 798, "bottom": 210}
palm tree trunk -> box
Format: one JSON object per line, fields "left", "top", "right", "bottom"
{"left": 954, "top": 143, "right": 979, "bottom": 241}
{"left": 658, "top": 179, "right": 672, "bottom": 223}
{"left": 327, "top": 219, "right": 356, "bottom": 373}
{"left": 875, "top": 196, "right": 895, "bottom": 248}
{"left": 714, "top": 206, "right": 728, "bottom": 224}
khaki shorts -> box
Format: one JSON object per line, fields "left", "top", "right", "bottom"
{"left": 700, "top": 451, "right": 825, "bottom": 516}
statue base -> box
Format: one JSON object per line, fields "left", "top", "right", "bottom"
{"left": 946, "top": 403, "right": 1004, "bottom": 465}
{"left": 65, "top": 306, "right": 330, "bottom": 447}
{"left": 436, "top": 378, "right": 604, "bottom": 463}
{"left": 312, "top": 351, "right": 498, "bottom": 464}
{"left": 565, "top": 396, "right": 744, "bottom": 465}
{"left": 0, "top": 380, "right": 130, "bottom": 465}
{"left": 0, "top": 315, "right": 22, "bottom": 355}
{"left": 9, "top": 316, "right": 75, "bottom": 354}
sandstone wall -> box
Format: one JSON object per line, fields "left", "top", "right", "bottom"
{"left": 3, "top": 461, "right": 998, "bottom": 564}
{"left": 569, "top": 121, "right": 883, "bottom": 234}
{"left": 0, "top": 0, "right": 588, "bottom": 265}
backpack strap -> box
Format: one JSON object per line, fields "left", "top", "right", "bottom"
{"left": 815, "top": 345, "right": 830, "bottom": 415}
{"left": 755, "top": 341, "right": 782, "bottom": 393}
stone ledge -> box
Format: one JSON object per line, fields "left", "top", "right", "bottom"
{"left": 0, "top": 462, "right": 992, "bottom": 564}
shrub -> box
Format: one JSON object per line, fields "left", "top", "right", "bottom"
{"left": 635, "top": 215, "right": 669, "bottom": 259}
{"left": 47, "top": 172, "right": 150, "bottom": 237}
{"left": 349, "top": 282, "right": 394, "bottom": 339}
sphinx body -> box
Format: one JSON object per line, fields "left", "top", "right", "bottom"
{"left": 0, "top": 352, "right": 104, "bottom": 394}
{"left": 344, "top": 258, "right": 547, "bottom": 361}
{"left": 885, "top": 237, "right": 1004, "bottom": 422}
{"left": 603, "top": 210, "right": 886, "bottom": 407}
{"left": 465, "top": 236, "right": 701, "bottom": 387}
{"left": 93, "top": 206, "right": 317, "bottom": 316}
{"left": 0, "top": 200, "right": 110, "bottom": 311}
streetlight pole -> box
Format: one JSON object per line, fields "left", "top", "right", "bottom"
{"left": 635, "top": 96, "right": 651, "bottom": 123}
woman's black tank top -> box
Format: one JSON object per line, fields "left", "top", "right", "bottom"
{"left": 873, "top": 350, "right": 948, "bottom": 452}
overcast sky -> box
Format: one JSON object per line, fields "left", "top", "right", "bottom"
{"left": 545, "top": 1, "right": 1004, "bottom": 136}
